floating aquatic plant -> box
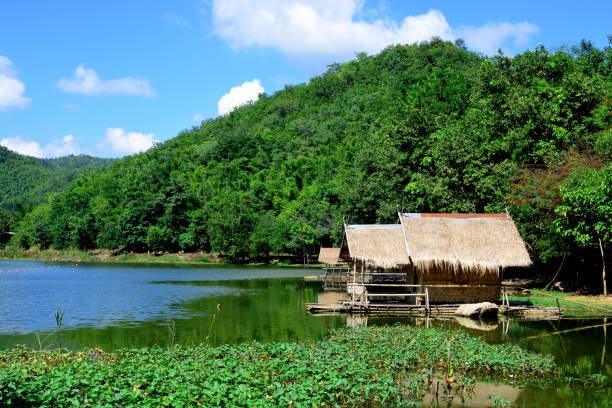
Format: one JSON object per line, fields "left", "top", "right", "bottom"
{"left": 0, "top": 325, "right": 555, "bottom": 407}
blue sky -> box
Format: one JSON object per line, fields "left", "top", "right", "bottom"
{"left": 1, "top": 0, "right": 610, "bottom": 158}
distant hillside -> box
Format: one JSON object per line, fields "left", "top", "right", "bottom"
{"left": 10, "top": 39, "right": 611, "bottom": 286}
{"left": 0, "top": 146, "right": 112, "bottom": 211}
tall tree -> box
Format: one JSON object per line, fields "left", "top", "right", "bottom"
{"left": 555, "top": 165, "right": 612, "bottom": 294}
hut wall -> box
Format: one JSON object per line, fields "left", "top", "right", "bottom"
{"left": 422, "top": 266, "right": 501, "bottom": 304}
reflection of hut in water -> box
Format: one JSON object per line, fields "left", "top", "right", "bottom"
{"left": 317, "top": 290, "right": 350, "bottom": 305}
{"left": 337, "top": 213, "right": 531, "bottom": 305}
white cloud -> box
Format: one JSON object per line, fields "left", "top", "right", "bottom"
{"left": 0, "top": 56, "right": 31, "bottom": 110}
{"left": 457, "top": 22, "right": 539, "bottom": 56}
{"left": 192, "top": 113, "right": 205, "bottom": 123}
{"left": 45, "top": 134, "right": 81, "bottom": 157}
{"left": 57, "top": 65, "right": 155, "bottom": 96}
{"left": 99, "top": 128, "right": 156, "bottom": 155}
{"left": 218, "top": 79, "right": 264, "bottom": 116}
{"left": 0, "top": 134, "right": 80, "bottom": 158}
{"left": 210, "top": 1, "right": 539, "bottom": 57}
{"left": 0, "top": 136, "right": 43, "bottom": 157}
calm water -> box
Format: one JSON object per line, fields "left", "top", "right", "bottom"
{"left": 0, "top": 261, "right": 610, "bottom": 406}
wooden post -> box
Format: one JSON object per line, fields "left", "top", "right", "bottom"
{"left": 417, "top": 268, "right": 423, "bottom": 306}
{"left": 361, "top": 262, "right": 364, "bottom": 284}
{"left": 425, "top": 288, "right": 430, "bottom": 314}
{"left": 556, "top": 298, "right": 561, "bottom": 316}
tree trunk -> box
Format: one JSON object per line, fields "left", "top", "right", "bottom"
{"left": 599, "top": 237, "right": 607, "bottom": 296}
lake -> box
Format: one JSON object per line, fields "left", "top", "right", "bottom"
{"left": 0, "top": 260, "right": 610, "bottom": 406}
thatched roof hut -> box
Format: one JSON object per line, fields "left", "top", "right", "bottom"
{"left": 337, "top": 214, "right": 531, "bottom": 303}
{"left": 318, "top": 247, "right": 341, "bottom": 265}
{"left": 339, "top": 224, "right": 410, "bottom": 269}
{"left": 399, "top": 213, "right": 531, "bottom": 274}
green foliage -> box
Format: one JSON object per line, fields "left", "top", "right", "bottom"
{"left": 553, "top": 165, "right": 611, "bottom": 292}
{"left": 0, "top": 146, "right": 111, "bottom": 212}
{"left": 0, "top": 147, "right": 110, "bottom": 245}
{"left": 555, "top": 165, "right": 612, "bottom": 246}
{"left": 9, "top": 38, "right": 612, "bottom": 276}
{"left": 0, "top": 325, "right": 554, "bottom": 407}
{"left": 0, "top": 209, "right": 12, "bottom": 234}
{"left": 594, "top": 129, "right": 612, "bottom": 158}
{"left": 146, "top": 225, "right": 173, "bottom": 253}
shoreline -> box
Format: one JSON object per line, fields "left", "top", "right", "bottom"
{"left": 0, "top": 247, "right": 322, "bottom": 268}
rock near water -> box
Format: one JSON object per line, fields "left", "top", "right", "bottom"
{"left": 454, "top": 302, "right": 499, "bottom": 317}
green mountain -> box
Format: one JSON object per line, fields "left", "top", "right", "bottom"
{"left": 0, "top": 146, "right": 112, "bottom": 212}
{"left": 11, "top": 39, "right": 612, "bottom": 283}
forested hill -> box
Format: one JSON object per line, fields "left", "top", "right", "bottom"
{"left": 12, "top": 39, "right": 612, "bottom": 284}
{"left": 0, "top": 146, "right": 112, "bottom": 211}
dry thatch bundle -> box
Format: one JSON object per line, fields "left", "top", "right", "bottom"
{"left": 318, "top": 247, "right": 341, "bottom": 265}
{"left": 399, "top": 213, "right": 531, "bottom": 275}
{"left": 341, "top": 225, "right": 410, "bottom": 269}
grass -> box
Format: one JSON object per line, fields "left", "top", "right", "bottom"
{"left": 506, "top": 289, "right": 612, "bottom": 316}
{"left": 0, "top": 325, "right": 555, "bottom": 407}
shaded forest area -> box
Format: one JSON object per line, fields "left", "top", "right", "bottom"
{"left": 5, "top": 39, "right": 612, "bottom": 291}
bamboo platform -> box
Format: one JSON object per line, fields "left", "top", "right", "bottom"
{"left": 305, "top": 302, "right": 562, "bottom": 319}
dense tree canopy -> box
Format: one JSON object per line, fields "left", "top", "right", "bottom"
{"left": 9, "top": 38, "right": 612, "bottom": 289}
{"left": 0, "top": 146, "right": 112, "bottom": 212}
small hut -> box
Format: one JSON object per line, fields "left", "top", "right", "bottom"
{"left": 317, "top": 247, "right": 350, "bottom": 289}
{"left": 339, "top": 224, "right": 410, "bottom": 269}
{"left": 318, "top": 247, "right": 341, "bottom": 266}
{"left": 398, "top": 213, "right": 531, "bottom": 303}
{"left": 339, "top": 224, "right": 416, "bottom": 302}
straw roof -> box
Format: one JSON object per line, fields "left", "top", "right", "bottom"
{"left": 399, "top": 213, "right": 531, "bottom": 274}
{"left": 318, "top": 247, "right": 341, "bottom": 265}
{"left": 341, "top": 225, "right": 411, "bottom": 269}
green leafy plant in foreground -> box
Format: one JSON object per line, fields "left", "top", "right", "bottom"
{"left": 0, "top": 325, "right": 554, "bottom": 407}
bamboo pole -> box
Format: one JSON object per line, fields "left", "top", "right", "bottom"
{"left": 524, "top": 321, "right": 612, "bottom": 340}
{"left": 544, "top": 253, "right": 566, "bottom": 290}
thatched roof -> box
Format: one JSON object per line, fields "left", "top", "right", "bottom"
{"left": 318, "top": 247, "right": 341, "bottom": 265}
{"left": 399, "top": 213, "right": 531, "bottom": 274}
{"left": 340, "top": 224, "right": 411, "bottom": 269}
